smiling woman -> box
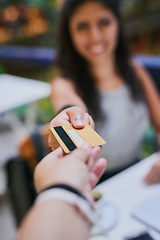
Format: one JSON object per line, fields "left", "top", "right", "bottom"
{"left": 69, "top": 1, "right": 119, "bottom": 64}
{"left": 50, "top": 0, "right": 160, "bottom": 182}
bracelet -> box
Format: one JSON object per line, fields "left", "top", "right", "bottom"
{"left": 35, "top": 184, "right": 96, "bottom": 225}
{"left": 40, "top": 184, "right": 88, "bottom": 201}
{"left": 57, "top": 105, "right": 75, "bottom": 114}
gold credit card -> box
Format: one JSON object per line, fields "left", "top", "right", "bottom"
{"left": 50, "top": 123, "right": 106, "bottom": 153}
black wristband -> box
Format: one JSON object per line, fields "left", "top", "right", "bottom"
{"left": 40, "top": 184, "right": 89, "bottom": 204}
{"left": 57, "top": 105, "right": 75, "bottom": 115}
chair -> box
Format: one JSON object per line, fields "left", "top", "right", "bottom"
{"left": 6, "top": 124, "right": 51, "bottom": 225}
{"left": 18, "top": 123, "right": 50, "bottom": 173}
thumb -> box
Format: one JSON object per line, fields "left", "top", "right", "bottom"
{"left": 65, "top": 142, "right": 92, "bottom": 164}
{"left": 66, "top": 107, "right": 85, "bottom": 129}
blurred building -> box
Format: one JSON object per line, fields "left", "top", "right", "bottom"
{"left": 0, "top": 0, "right": 159, "bottom": 76}
{"left": 122, "top": 0, "right": 160, "bottom": 54}
{"left": 0, "top": 0, "right": 159, "bottom": 54}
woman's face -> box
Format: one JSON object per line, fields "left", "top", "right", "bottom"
{"left": 69, "top": 1, "right": 119, "bottom": 65}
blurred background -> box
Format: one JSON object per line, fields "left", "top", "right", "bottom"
{"left": 0, "top": 1, "right": 160, "bottom": 240}
{"left": 0, "top": 0, "right": 160, "bottom": 123}
{"left": 0, "top": 0, "right": 160, "bottom": 73}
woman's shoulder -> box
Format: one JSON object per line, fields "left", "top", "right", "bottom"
{"left": 131, "top": 59, "right": 156, "bottom": 87}
{"left": 52, "top": 76, "right": 73, "bottom": 85}
{"left": 131, "top": 59, "right": 150, "bottom": 80}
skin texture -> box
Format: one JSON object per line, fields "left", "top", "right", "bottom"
{"left": 17, "top": 143, "right": 107, "bottom": 240}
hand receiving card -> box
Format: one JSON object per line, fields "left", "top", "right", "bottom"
{"left": 50, "top": 123, "right": 106, "bottom": 153}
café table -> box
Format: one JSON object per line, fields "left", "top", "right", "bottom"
{"left": 0, "top": 73, "right": 51, "bottom": 113}
{"left": 90, "top": 152, "right": 160, "bottom": 240}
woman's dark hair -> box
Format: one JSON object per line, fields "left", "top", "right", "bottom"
{"left": 56, "top": 0, "right": 143, "bottom": 120}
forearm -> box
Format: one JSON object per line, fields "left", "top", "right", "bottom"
{"left": 50, "top": 79, "right": 87, "bottom": 114}
{"left": 17, "top": 200, "right": 90, "bottom": 240}
{"left": 51, "top": 94, "right": 87, "bottom": 114}
{"left": 133, "top": 62, "right": 160, "bottom": 131}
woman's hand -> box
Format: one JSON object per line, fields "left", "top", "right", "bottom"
{"left": 48, "top": 106, "right": 95, "bottom": 151}
{"left": 145, "top": 132, "right": 160, "bottom": 184}
{"left": 144, "top": 154, "right": 160, "bottom": 184}
{"left": 34, "top": 143, "right": 106, "bottom": 204}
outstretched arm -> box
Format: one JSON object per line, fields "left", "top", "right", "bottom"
{"left": 133, "top": 62, "right": 160, "bottom": 184}
{"left": 49, "top": 77, "right": 95, "bottom": 150}
{"left": 50, "top": 77, "right": 87, "bottom": 114}
{"left": 17, "top": 143, "right": 106, "bottom": 240}
{"left": 133, "top": 62, "right": 160, "bottom": 132}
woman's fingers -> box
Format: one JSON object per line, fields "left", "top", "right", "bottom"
{"left": 89, "top": 158, "right": 107, "bottom": 188}
{"left": 66, "top": 107, "right": 95, "bottom": 128}
{"left": 50, "top": 111, "right": 70, "bottom": 127}
{"left": 84, "top": 113, "right": 95, "bottom": 129}
{"left": 86, "top": 145, "right": 102, "bottom": 170}
{"left": 70, "top": 144, "right": 106, "bottom": 189}
{"left": 144, "top": 159, "right": 160, "bottom": 184}
{"left": 66, "top": 107, "right": 85, "bottom": 128}
{"left": 48, "top": 106, "right": 95, "bottom": 150}
{"left": 64, "top": 142, "right": 92, "bottom": 163}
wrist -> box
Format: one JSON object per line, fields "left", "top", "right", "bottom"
{"left": 36, "top": 180, "right": 86, "bottom": 197}
{"left": 35, "top": 183, "right": 96, "bottom": 225}
{"left": 57, "top": 105, "right": 75, "bottom": 114}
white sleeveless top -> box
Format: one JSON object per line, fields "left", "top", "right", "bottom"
{"left": 95, "top": 85, "right": 150, "bottom": 172}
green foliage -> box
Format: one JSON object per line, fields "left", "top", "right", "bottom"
{"left": 141, "top": 125, "right": 158, "bottom": 158}
{"left": 36, "top": 97, "right": 55, "bottom": 124}
{"left": 0, "top": 64, "right": 6, "bottom": 74}
{"left": 13, "top": 97, "right": 55, "bottom": 126}
{"left": 1, "top": 0, "right": 58, "bottom": 47}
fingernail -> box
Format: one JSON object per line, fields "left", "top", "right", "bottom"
{"left": 74, "top": 118, "right": 85, "bottom": 126}
{"left": 80, "top": 142, "right": 91, "bottom": 149}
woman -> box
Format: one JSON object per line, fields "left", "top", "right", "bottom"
{"left": 50, "top": 0, "right": 160, "bottom": 180}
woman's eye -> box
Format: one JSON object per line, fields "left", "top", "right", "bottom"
{"left": 76, "top": 23, "right": 88, "bottom": 31}
{"left": 99, "top": 18, "right": 111, "bottom": 26}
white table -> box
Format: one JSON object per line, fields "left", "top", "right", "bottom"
{"left": 0, "top": 73, "right": 51, "bottom": 163}
{"left": 0, "top": 74, "right": 51, "bottom": 113}
{"left": 92, "top": 153, "right": 160, "bottom": 240}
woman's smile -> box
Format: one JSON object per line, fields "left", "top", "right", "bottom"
{"left": 87, "top": 43, "right": 106, "bottom": 56}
